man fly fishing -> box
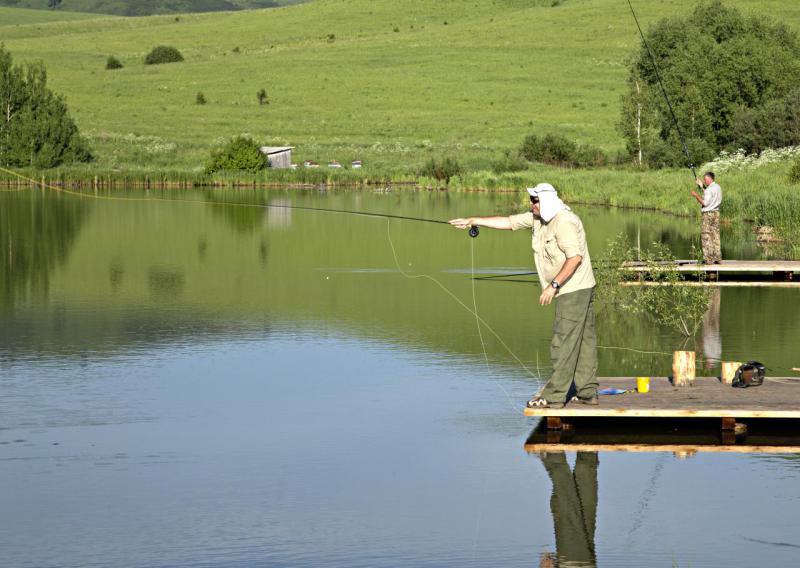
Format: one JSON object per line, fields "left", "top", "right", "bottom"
{"left": 449, "top": 183, "right": 598, "bottom": 408}
{"left": 691, "top": 171, "right": 722, "bottom": 264}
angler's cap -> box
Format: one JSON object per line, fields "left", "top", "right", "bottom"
{"left": 526, "top": 183, "right": 557, "bottom": 198}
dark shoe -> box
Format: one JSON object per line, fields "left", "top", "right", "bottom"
{"left": 571, "top": 395, "right": 599, "bottom": 405}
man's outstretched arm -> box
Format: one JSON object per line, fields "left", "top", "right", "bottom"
{"left": 449, "top": 216, "right": 513, "bottom": 230}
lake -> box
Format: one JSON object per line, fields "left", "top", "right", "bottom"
{"left": 2, "top": 187, "right": 799, "bottom": 567}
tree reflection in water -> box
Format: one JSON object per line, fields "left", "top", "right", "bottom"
{"left": 0, "top": 192, "right": 88, "bottom": 311}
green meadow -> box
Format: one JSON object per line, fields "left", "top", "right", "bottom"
{"left": 2, "top": 0, "right": 800, "bottom": 241}
{"left": 0, "top": 5, "right": 103, "bottom": 24}
{"left": 0, "top": 0, "right": 306, "bottom": 17}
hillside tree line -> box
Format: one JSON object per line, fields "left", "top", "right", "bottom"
{"left": 620, "top": 0, "right": 800, "bottom": 168}
{"left": 0, "top": 45, "right": 91, "bottom": 169}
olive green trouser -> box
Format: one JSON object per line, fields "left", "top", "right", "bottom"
{"left": 540, "top": 287, "right": 598, "bottom": 404}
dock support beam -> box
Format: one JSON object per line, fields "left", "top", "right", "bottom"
{"left": 546, "top": 417, "right": 562, "bottom": 430}
{"left": 546, "top": 417, "right": 573, "bottom": 431}
{"left": 721, "top": 418, "right": 747, "bottom": 435}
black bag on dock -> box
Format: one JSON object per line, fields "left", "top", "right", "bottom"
{"left": 732, "top": 361, "right": 765, "bottom": 388}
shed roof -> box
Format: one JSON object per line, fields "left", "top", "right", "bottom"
{"left": 260, "top": 146, "right": 294, "bottom": 155}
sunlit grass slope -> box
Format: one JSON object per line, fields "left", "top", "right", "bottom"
{"left": 0, "top": 5, "right": 104, "bottom": 24}
{"left": 0, "top": 0, "right": 306, "bottom": 17}
{"left": 2, "top": 0, "right": 797, "bottom": 175}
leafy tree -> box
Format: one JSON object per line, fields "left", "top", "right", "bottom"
{"left": 619, "top": 0, "right": 800, "bottom": 167}
{"left": 257, "top": 88, "right": 269, "bottom": 105}
{"left": 205, "top": 136, "right": 265, "bottom": 174}
{"left": 0, "top": 45, "right": 91, "bottom": 168}
{"left": 144, "top": 45, "right": 184, "bottom": 65}
{"left": 196, "top": 91, "right": 207, "bottom": 105}
{"left": 105, "top": 55, "right": 124, "bottom": 70}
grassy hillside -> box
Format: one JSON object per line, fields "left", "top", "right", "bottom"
{"left": 2, "top": 0, "right": 798, "bottom": 177}
{"left": 0, "top": 0, "right": 305, "bottom": 16}
{"left": 0, "top": 5, "right": 102, "bottom": 23}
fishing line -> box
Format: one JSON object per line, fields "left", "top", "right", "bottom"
{"left": 386, "top": 219, "right": 541, "bottom": 404}
{"left": 627, "top": 452, "right": 667, "bottom": 540}
{"left": 0, "top": 165, "right": 450, "bottom": 226}
{"left": 2, "top": 165, "right": 540, "bottom": 407}
{"left": 626, "top": 0, "right": 697, "bottom": 179}
{"left": 4, "top": 166, "right": 683, "bottom": 392}
{"left": 470, "top": 236, "right": 529, "bottom": 412}
{"left": 597, "top": 345, "right": 674, "bottom": 357}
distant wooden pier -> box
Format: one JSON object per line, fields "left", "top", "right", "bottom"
{"left": 622, "top": 259, "right": 800, "bottom": 283}
{"left": 523, "top": 377, "right": 800, "bottom": 432}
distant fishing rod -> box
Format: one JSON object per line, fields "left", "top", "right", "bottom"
{"left": 626, "top": 0, "right": 697, "bottom": 180}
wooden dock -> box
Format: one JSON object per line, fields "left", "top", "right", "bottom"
{"left": 622, "top": 259, "right": 800, "bottom": 281}
{"left": 523, "top": 377, "right": 800, "bottom": 431}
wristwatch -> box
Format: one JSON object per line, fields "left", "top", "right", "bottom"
{"left": 551, "top": 280, "right": 560, "bottom": 290}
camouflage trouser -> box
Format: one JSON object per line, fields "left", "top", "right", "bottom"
{"left": 539, "top": 287, "right": 598, "bottom": 404}
{"left": 701, "top": 211, "right": 722, "bottom": 264}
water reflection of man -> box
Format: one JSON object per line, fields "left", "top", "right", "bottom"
{"left": 700, "top": 288, "right": 722, "bottom": 370}
{"left": 538, "top": 451, "right": 598, "bottom": 568}
{"left": 449, "top": 184, "right": 598, "bottom": 408}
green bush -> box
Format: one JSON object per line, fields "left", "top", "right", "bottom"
{"left": 144, "top": 45, "right": 184, "bottom": 65}
{"left": 196, "top": 91, "right": 207, "bottom": 105}
{"left": 105, "top": 55, "right": 123, "bottom": 70}
{"left": 0, "top": 45, "right": 92, "bottom": 168}
{"left": 205, "top": 136, "right": 265, "bottom": 174}
{"left": 619, "top": 0, "right": 800, "bottom": 167}
{"left": 420, "top": 157, "right": 463, "bottom": 184}
{"left": 520, "top": 133, "right": 607, "bottom": 167}
{"left": 257, "top": 88, "right": 268, "bottom": 105}
{"left": 492, "top": 150, "right": 528, "bottom": 174}
{"left": 789, "top": 157, "right": 800, "bottom": 184}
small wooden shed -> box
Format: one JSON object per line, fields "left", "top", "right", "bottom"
{"left": 259, "top": 146, "right": 294, "bottom": 169}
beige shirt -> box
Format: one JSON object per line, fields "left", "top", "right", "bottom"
{"left": 508, "top": 210, "right": 595, "bottom": 295}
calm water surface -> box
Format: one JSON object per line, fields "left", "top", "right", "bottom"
{"left": 2, "top": 187, "right": 800, "bottom": 567}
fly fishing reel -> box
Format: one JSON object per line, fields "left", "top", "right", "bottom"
{"left": 468, "top": 226, "right": 480, "bottom": 238}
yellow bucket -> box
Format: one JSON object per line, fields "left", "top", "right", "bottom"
{"left": 636, "top": 376, "right": 650, "bottom": 393}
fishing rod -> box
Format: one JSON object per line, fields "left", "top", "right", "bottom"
{"left": 626, "top": 0, "right": 698, "bottom": 180}
{"left": 213, "top": 200, "right": 482, "bottom": 236}
{"left": 0, "top": 164, "right": 483, "bottom": 235}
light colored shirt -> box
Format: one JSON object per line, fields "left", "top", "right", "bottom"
{"left": 508, "top": 209, "right": 595, "bottom": 295}
{"left": 702, "top": 182, "right": 722, "bottom": 212}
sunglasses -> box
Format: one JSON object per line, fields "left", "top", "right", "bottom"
{"left": 529, "top": 196, "right": 539, "bottom": 204}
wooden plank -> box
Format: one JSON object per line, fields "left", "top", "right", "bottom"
{"left": 621, "top": 281, "right": 800, "bottom": 288}
{"left": 622, "top": 260, "right": 800, "bottom": 273}
{"left": 522, "top": 377, "right": 800, "bottom": 419}
{"left": 523, "top": 443, "right": 800, "bottom": 454}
